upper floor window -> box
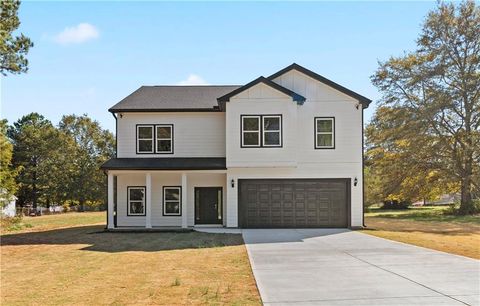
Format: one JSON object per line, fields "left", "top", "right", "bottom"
{"left": 241, "top": 116, "right": 261, "bottom": 147}
{"left": 137, "top": 125, "right": 154, "bottom": 153}
{"left": 156, "top": 125, "right": 173, "bottom": 154}
{"left": 127, "top": 186, "right": 146, "bottom": 216}
{"left": 241, "top": 115, "right": 282, "bottom": 148}
{"left": 315, "top": 117, "right": 335, "bottom": 149}
{"left": 136, "top": 124, "right": 174, "bottom": 154}
{"left": 263, "top": 115, "right": 282, "bottom": 147}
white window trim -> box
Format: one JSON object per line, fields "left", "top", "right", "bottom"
{"left": 127, "top": 186, "right": 146, "bottom": 216}
{"left": 315, "top": 118, "right": 335, "bottom": 149}
{"left": 262, "top": 115, "right": 282, "bottom": 147}
{"left": 163, "top": 186, "right": 182, "bottom": 216}
{"left": 155, "top": 125, "right": 173, "bottom": 154}
{"left": 137, "top": 125, "right": 154, "bottom": 153}
{"left": 241, "top": 116, "right": 261, "bottom": 147}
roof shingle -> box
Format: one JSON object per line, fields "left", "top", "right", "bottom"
{"left": 109, "top": 85, "right": 241, "bottom": 113}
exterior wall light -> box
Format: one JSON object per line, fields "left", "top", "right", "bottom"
{"left": 231, "top": 179, "right": 235, "bottom": 188}
{"left": 354, "top": 177, "right": 358, "bottom": 186}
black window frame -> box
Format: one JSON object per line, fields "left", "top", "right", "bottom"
{"left": 155, "top": 124, "right": 174, "bottom": 154}
{"left": 314, "top": 117, "right": 335, "bottom": 149}
{"left": 135, "top": 124, "right": 174, "bottom": 154}
{"left": 162, "top": 186, "right": 182, "bottom": 216}
{"left": 136, "top": 125, "right": 154, "bottom": 154}
{"left": 240, "top": 114, "right": 282, "bottom": 148}
{"left": 127, "top": 186, "right": 146, "bottom": 216}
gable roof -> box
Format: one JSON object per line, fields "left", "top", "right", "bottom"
{"left": 268, "top": 63, "right": 372, "bottom": 108}
{"left": 109, "top": 85, "right": 241, "bottom": 113}
{"left": 217, "top": 76, "right": 306, "bottom": 110}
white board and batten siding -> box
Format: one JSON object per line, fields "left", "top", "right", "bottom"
{"left": 225, "top": 70, "right": 364, "bottom": 227}
{"left": 116, "top": 112, "right": 226, "bottom": 158}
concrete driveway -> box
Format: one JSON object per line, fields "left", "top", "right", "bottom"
{"left": 242, "top": 229, "right": 480, "bottom": 306}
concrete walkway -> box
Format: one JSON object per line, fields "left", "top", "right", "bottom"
{"left": 242, "top": 229, "right": 480, "bottom": 306}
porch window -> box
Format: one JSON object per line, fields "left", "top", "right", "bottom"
{"left": 137, "top": 125, "right": 154, "bottom": 153}
{"left": 127, "top": 186, "right": 146, "bottom": 216}
{"left": 163, "top": 186, "right": 181, "bottom": 216}
{"left": 156, "top": 125, "right": 173, "bottom": 153}
{"left": 315, "top": 117, "right": 335, "bottom": 149}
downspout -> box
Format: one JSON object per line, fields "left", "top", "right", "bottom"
{"left": 111, "top": 112, "right": 118, "bottom": 158}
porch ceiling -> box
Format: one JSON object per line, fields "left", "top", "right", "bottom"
{"left": 100, "top": 157, "right": 226, "bottom": 171}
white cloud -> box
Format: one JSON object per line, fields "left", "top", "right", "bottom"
{"left": 176, "top": 74, "right": 209, "bottom": 85}
{"left": 54, "top": 23, "right": 99, "bottom": 45}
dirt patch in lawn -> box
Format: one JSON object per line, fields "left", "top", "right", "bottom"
{"left": 363, "top": 217, "right": 480, "bottom": 259}
{"left": 1, "top": 215, "right": 260, "bottom": 305}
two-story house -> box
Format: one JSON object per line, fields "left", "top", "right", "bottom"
{"left": 101, "top": 63, "right": 371, "bottom": 229}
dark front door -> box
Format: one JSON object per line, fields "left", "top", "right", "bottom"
{"left": 195, "top": 187, "right": 223, "bottom": 225}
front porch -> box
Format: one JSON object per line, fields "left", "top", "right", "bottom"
{"left": 106, "top": 170, "right": 228, "bottom": 229}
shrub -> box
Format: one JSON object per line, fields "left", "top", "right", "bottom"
{"left": 84, "top": 200, "right": 105, "bottom": 211}
{"left": 381, "top": 200, "right": 410, "bottom": 210}
{"left": 0, "top": 214, "right": 32, "bottom": 231}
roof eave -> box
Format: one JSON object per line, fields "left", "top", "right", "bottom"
{"left": 108, "top": 107, "right": 222, "bottom": 113}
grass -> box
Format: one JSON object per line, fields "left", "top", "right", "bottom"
{"left": 362, "top": 206, "right": 480, "bottom": 259}
{"left": 1, "top": 212, "right": 261, "bottom": 305}
{"left": 1, "top": 211, "right": 106, "bottom": 233}
{"left": 365, "top": 206, "right": 480, "bottom": 224}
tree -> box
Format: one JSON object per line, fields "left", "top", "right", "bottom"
{"left": 371, "top": 1, "right": 480, "bottom": 214}
{"left": 59, "top": 114, "right": 115, "bottom": 211}
{"left": 0, "top": 0, "right": 33, "bottom": 75}
{"left": 7, "top": 113, "right": 66, "bottom": 209}
{"left": 0, "top": 119, "right": 17, "bottom": 207}
{"left": 366, "top": 106, "right": 457, "bottom": 206}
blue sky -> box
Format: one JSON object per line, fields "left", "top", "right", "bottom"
{"left": 1, "top": 1, "right": 437, "bottom": 133}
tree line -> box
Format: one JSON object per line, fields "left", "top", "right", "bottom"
{"left": 0, "top": 113, "right": 115, "bottom": 211}
{"left": 366, "top": 1, "right": 479, "bottom": 215}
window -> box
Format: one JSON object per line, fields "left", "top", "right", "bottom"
{"left": 136, "top": 124, "right": 174, "bottom": 154}
{"left": 156, "top": 125, "right": 173, "bottom": 153}
{"left": 262, "top": 115, "right": 282, "bottom": 146}
{"left": 163, "top": 187, "right": 181, "bottom": 216}
{"left": 127, "top": 186, "right": 146, "bottom": 216}
{"left": 241, "top": 115, "right": 282, "bottom": 148}
{"left": 241, "top": 116, "right": 261, "bottom": 147}
{"left": 315, "top": 117, "right": 335, "bottom": 149}
{"left": 137, "top": 125, "right": 154, "bottom": 153}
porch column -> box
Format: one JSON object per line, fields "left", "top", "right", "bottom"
{"left": 145, "top": 172, "right": 152, "bottom": 228}
{"left": 181, "top": 173, "right": 187, "bottom": 228}
{"left": 107, "top": 172, "right": 114, "bottom": 229}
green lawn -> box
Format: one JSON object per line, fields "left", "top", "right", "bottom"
{"left": 1, "top": 211, "right": 106, "bottom": 232}
{"left": 365, "top": 206, "right": 480, "bottom": 224}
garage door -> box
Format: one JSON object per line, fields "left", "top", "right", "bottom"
{"left": 238, "top": 179, "right": 349, "bottom": 228}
